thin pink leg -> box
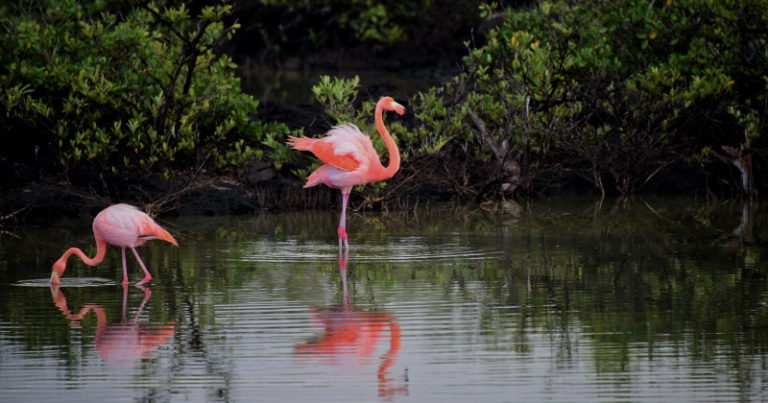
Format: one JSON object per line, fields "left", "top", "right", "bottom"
{"left": 339, "top": 252, "right": 350, "bottom": 308}
{"left": 131, "top": 285, "right": 152, "bottom": 324}
{"left": 121, "top": 248, "right": 129, "bottom": 285}
{"left": 338, "top": 190, "right": 350, "bottom": 252}
{"left": 130, "top": 246, "right": 152, "bottom": 286}
{"left": 121, "top": 284, "right": 128, "bottom": 322}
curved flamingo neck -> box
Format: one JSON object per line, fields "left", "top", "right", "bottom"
{"left": 51, "top": 287, "right": 105, "bottom": 325}
{"left": 374, "top": 101, "right": 401, "bottom": 180}
{"left": 377, "top": 319, "right": 402, "bottom": 397}
{"left": 57, "top": 238, "right": 108, "bottom": 269}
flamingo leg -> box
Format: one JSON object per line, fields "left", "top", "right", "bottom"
{"left": 130, "top": 246, "right": 153, "bottom": 286}
{"left": 122, "top": 284, "right": 129, "bottom": 322}
{"left": 339, "top": 252, "right": 350, "bottom": 308}
{"left": 121, "top": 247, "right": 129, "bottom": 285}
{"left": 338, "top": 189, "right": 350, "bottom": 252}
{"left": 131, "top": 285, "right": 152, "bottom": 323}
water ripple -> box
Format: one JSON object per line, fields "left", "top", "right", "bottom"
{"left": 236, "top": 238, "right": 502, "bottom": 264}
{"left": 14, "top": 277, "right": 117, "bottom": 287}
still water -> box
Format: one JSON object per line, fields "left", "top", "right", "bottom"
{"left": 1, "top": 197, "right": 767, "bottom": 402}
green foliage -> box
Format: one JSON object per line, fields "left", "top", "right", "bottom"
{"left": 313, "top": 74, "right": 472, "bottom": 159}
{"left": 460, "top": 0, "right": 768, "bottom": 193}
{"left": 218, "top": 139, "right": 264, "bottom": 169}
{"left": 728, "top": 107, "right": 761, "bottom": 146}
{"left": 291, "top": 161, "right": 322, "bottom": 182}
{"left": 305, "top": 75, "right": 460, "bottom": 200}
{"left": 312, "top": 75, "right": 387, "bottom": 164}
{"left": 260, "top": 122, "right": 301, "bottom": 170}
{"left": 355, "top": 181, "right": 387, "bottom": 205}
{"left": 282, "top": 0, "right": 768, "bottom": 199}
{"left": 312, "top": 76, "right": 365, "bottom": 126}
{"left": 398, "top": 78, "right": 471, "bottom": 157}
{"left": 0, "top": 0, "right": 290, "bottom": 177}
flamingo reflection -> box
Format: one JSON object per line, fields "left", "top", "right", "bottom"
{"left": 296, "top": 254, "right": 407, "bottom": 400}
{"left": 50, "top": 284, "right": 175, "bottom": 362}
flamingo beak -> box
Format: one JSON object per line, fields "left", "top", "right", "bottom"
{"left": 392, "top": 101, "right": 405, "bottom": 115}
{"left": 51, "top": 270, "right": 60, "bottom": 285}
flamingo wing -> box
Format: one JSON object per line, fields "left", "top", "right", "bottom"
{"left": 96, "top": 204, "right": 178, "bottom": 247}
{"left": 306, "top": 141, "right": 361, "bottom": 172}
{"left": 97, "top": 216, "right": 140, "bottom": 247}
{"left": 288, "top": 124, "right": 375, "bottom": 172}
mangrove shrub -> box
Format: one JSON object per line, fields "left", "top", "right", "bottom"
{"left": 462, "top": 0, "right": 768, "bottom": 194}
{"left": 0, "top": 0, "right": 290, "bottom": 179}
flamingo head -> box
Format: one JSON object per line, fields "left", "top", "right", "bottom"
{"left": 381, "top": 96, "right": 405, "bottom": 115}
{"left": 51, "top": 259, "right": 66, "bottom": 285}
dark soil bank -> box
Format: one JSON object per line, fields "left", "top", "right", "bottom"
{"left": 0, "top": 2, "right": 759, "bottom": 228}
{"left": 0, "top": 103, "right": 301, "bottom": 226}
{"left": 0, "top": 85, "right": 752, "bottom": 228}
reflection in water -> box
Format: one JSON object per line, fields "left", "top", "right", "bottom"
{"left": 51, "top": 285, "right": 175, "bottom": 362}
{"left": 710, "top": 200, "right": 757, "bottom": 248}
{"left": 1, "top": 198, "right": 767, "bottom": 402}
{"left": 296, "top": 254, "right": 407, "bottom": 400}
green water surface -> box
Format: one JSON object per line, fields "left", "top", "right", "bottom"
{"left": 0, "top": 196, "right": 766, "bottom": 402}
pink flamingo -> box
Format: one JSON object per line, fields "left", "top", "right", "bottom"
{"left": 50, "top": 204, "right": 178, "bottom": 285}
{"left": 51, "top": 284, "right": 176, "bottom": 362}
{"left": 295, "top": 254, "right": 407, "bottom": 400}
{"left": 287, "top": 96, "right": 405, "bottom": 251}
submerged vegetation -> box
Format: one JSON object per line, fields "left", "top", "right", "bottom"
{"left": 1, "top": 0, "right": 767, "bottom": 219}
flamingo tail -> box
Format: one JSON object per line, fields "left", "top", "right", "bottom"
{"left": 145, "top": 224, "right": 178, "bottom": 246}
{"left": 134, "top": 216, "right": 177, "bottom": 246}
{"left": 304, "top": 169, "right": 324, "bottom": 188}
{"left": 287, "top": 136, "right": 317, "bottom": 151}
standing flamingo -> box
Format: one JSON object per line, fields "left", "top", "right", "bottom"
{"left": 287, "top": 96, "right": 405, "bottom": 251}
{"left": 295, "top": 253, "right": 407, "bottom": 400}
{"left": 50, "top": 204, "right": 178, "bottom": 285}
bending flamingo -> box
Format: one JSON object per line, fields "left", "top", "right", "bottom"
{"left": 287, "top": 96, "right": 405, "bottom": 250}
{"left": 51, "top": 284, "right": 176, "bottom": 362}
{"left": 51, "top": 204, "right": 178, "bottom": 285}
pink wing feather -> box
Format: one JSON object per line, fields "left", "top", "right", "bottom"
{"left": 95, "top": 204, "right": 177, "bottom": 247}
{"left": 288, "top": 124, "right": 375, "bottom": 173}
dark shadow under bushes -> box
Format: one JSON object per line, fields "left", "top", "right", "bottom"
{"left": 3, "top": 0, "right": 767, "bottom": 227}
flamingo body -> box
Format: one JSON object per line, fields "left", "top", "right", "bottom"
{"left": 51, "top": 204, "right": 177, "bottom": 285}
{"left": 292, "top": 124, "right": 378, "bottom": 190}
{"left": 287, "top": 97, "right": 405, "bottom": 250}
{"left": 95, "top": 204, "right": 170, "bottom": 247}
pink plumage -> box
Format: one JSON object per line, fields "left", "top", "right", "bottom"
{"left": 95, "top": 204, "right": 177, "bottom": 248}
{"left": 51, "top": 204, "right": 178, "bottom": 285}
{"left": 52, "top": 285, "right": 175, "bottom": 363}
{"left": 287, "top": 97, "right": 405, "bottom": 251}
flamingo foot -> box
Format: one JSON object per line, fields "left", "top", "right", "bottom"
{"left": 122, "top": 278, "right": 130, "bottom": 285}
{"left": 135, "top": 275, "right": 152, "bottom": 286}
